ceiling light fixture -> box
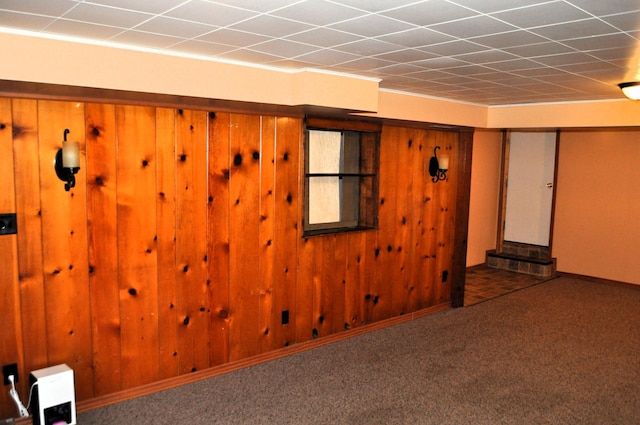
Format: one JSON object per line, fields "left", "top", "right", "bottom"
{"left": 618, "top": 82, "right": 640, "bottom": 100}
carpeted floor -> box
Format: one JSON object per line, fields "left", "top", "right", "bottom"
{"left": 79, "top": 277, "right": 640, "bottom": 424}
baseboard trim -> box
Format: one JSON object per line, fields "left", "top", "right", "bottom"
{"left": 557, "top": 272, "right": 640, "bottom": 290}
{"left": 77, "top": 302, "right": 450, "bottom": 413}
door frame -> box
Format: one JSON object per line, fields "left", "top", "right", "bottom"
{"left": 495, "top": 129, "right": 560, "bottom": 260}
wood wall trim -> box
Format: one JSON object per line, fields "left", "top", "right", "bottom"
{"left": 450, "top": 129, "right": 474, "bottom": 308}
{"left": 77, "top": 303, "right": 449, "bottom": 413}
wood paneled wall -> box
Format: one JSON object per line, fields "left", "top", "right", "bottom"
{"left": 0, "top": 97, "right": 466, "bottom": 419}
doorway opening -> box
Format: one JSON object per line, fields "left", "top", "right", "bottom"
{"left": 486, "top": 130, "right": 559, "bottom": 278}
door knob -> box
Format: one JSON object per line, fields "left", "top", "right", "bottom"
{"left": 546, "top": 182, "right": 553, "bottom": 188}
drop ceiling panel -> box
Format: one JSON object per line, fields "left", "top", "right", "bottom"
{"left": 0, "top": 0, "right": 638, "bottom": 105}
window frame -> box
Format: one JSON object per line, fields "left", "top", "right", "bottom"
{"left": 303, "top": 117, "right": 381, "bottom": 237}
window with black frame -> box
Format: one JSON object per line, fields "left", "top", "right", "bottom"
{"left": 303, "top": 118, "right": 380, "bottom": 236}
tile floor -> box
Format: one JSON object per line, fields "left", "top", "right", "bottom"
{"left": 464, "top": 265, "right": 557, "bottom": 306}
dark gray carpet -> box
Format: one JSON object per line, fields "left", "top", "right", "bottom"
{"left": 79, "top": 277, "right": 640, "bottom": 424}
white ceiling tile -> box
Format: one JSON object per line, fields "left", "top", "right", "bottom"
{"left": 292, "top": 48, "right": 360, "bottom": 66}
{"left": 227, "top": 14, "right": 314, "bottom": 38}
{"left": 533, "top": 52, "right": 601, "bottom": 66}
{"left": 201, "top": 0, "right": 302, "bottom": 13}
{"left": 249, "top": 39, "right": 320, "bottom": 58}
{"left": 483, "top": 58, "right": 547, "bottom": 72}
{"left": 285, "top": 27, "right": 364, "bottom": 48}
{"left": 63, "top": 3, "right": 153, "bottom": 28}
{"left": 328, "top": 13, "right": 416, "bottom": 38}
{"left": 0, "top": 11, "right": 55, "bottom": 31}
{"left": 135, "top": 16, "right": 217, "bottom": 38}
{"left": 418, "top": 40, "right": 489, "bottom": 56}
{"left": 561, "top": 33, "right": 637, "bottom": 51}
{"left": 333, "top": 38, "right": 405, "bottom": 56}
{"left": 502, "top": 42, "right": 575, "bottom": 58}
{"left": 335, "top": 56, "right": 396, "bottom": 71}
{"left": 376, "top": 27, "right": 456, "bottom": 48}
{"left": 491, "top": 1, "right": 592, "bottom": 29}
{"left": 569, "top": 0, "right": 640, "bottom": 16}
{"left": 44, "top": 18, "right": 125, "bottom": 39}
{"left": 454, "top": 49, "right": 519, "bottom": 64}
{"left": 82, "top": 0, "right": 186, "bottom": 14}
{"left": 428, "top": 15, "right": 518, "bottom": 39}
{"left": 166, "top": 1, "right": 257, "bottom": 27}
{"left": 269, "top": 0, "right": 366, "bottom": 26}
{"left": 2, "top": 0, "right": 639, "bottom": 105}
{"left": 166, "top": 39, "right": 237, "bottom": 56}
{"left": 587, "top": 47, "right": 637, "bottom": 61}
{"left": 331, "top": 0, "right": 424, "bottom": 13}
{"left": 0, "top": 0, "right": 77, "bottom": 16}
{"left": 374, "top": 49, "right": 437, "bottom": 63}
{"left": 381, "top": 0, "right": 477, "bottom": 26}
{"left": 469, "top": 30, "right": 547, "bottom": 49}
{"left": 110, "top": 30, "right": 183, "bottom": 48}
{"left": 530, "top": 18, "right": 620, "bottom": 39}
{"left": 450, "top": 0, "right": 552, "bottom": 14}
{"left": 600, "top": 11, "right": 640, "bottom": 32}
{"left": 219, "top": 48, "right": 286, "bottom": 64}
{"left": 197, "top": 28, "right": 270, "bottom": 47}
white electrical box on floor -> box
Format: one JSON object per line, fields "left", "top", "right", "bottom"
{"left": 29, "top": 364, "right": 76, "bottom": 425}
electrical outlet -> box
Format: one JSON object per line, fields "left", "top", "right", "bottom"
{"left": 3, "top": 363, "right": 18, "bottom": 385}
{"left": 0, "top": 213, "right": 17, "bottom": 235}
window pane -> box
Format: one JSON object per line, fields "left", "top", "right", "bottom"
{"left": 308, "top": 130, "right": 341, "bottom": 173}
{"left": 308, "top": 176, "right": 340, "bottom": 224}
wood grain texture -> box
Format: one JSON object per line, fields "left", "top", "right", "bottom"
{"left": 207, "top": 112, "right": 231, "bottom": 367}
{"left": 86, "top": 103, "right": 122, "bottom": 395}
{"left": 11, "top": 99, "right": 47, "bottom": 399}
{"left": 155, "top": 107, "right": 179, "bottom": 379}
{"left": 115, "top": 105, "right": 160, "bottom": 389}
{"left": 37, "top": 100, "right": 94, "bottom": 400}
{"left": 0, "top": 98, "right": 24, "bottom": 411}
{"left": 174, "top": 109, "right": 209, "bottom": 374}
{"left": 0, "top": 95, "right": 470, "bottom": 419}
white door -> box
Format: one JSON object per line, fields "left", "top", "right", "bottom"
{"left": 504, "top": 131, "right": 556, "bottom": 246}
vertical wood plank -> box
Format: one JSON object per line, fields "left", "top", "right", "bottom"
{"left": 115, "top": 105, "right": 159, "bottom": 388}
{"left": 345, "top": 232, "right": 366, "bottom": 329}
{"left": 390, "top": 128, "right": 413, "bottom": 317}
{"left": 175, "top": 108, "right": 210, "bottom": 373}
{"left": 0, "top": 98, "right": 24, "bottom": 418}
{"left": 409, "top": 129, "right": 432, "bottom": 311}
{"left": 11, "top": 99, "right": 47, "bottom": 389}
{"left": 208, "top": 112, "right": 230, "bottom": 366}
{"left": 37, "top": 100, "right": 94, "bottom": 400}
{"left": 432, "top": 131, "right": 456, "bottom": 305}
{"left": 155, "top": 107, "right": 179, "bottom": 379}
{"left": 228, "top": 113, "right": 261, "bottom": 361}
{"left": 331, "top": 234, "right": 347, "bottom": 334}
{"left": 295, "top": 235, "right": 315, "bottom": 343}
{"left": 314, "top": 236, "right": 333, "bottom": 338}
{"left": 272, "top": 117, "right": 300, "bottom": 347}
{"left": 373, "top": 126, "right": 400, "bottom": 321}
{"left": 259, "top": 116, "right": 275, "bottom": 353}
{"left": 451, "top": 130, "right": 474, "bottom": 308}
{"left": 85, "top": 103, "right": 122, "bottom": 395}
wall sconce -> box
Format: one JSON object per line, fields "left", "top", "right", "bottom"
{"left": 54, "top": 129, "right": 80, "bottom": 191}
{"left": 429, "top": 146, "right": 449, "bottom": 183}
{"left": 618, "top": 82, "right": 640, "bottom": 100}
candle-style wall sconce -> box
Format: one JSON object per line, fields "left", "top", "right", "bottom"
{"left": 54, "top": 129, "right": 80, "bottom": 191}
{"left": 429, "top": 146, "right": 449, "bottom": 183}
